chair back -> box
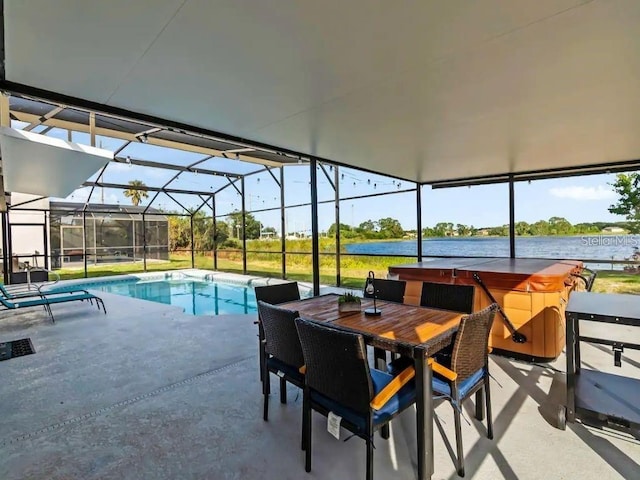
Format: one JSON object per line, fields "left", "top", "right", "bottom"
{"left": 363, "top": 278, "right": 406, "bottom": 303}
{"left": 254, "top": 282, "right": 300, "bottom": 305}
{"left": 450, "top": 304, "right": 498, "bottom": 382}
{"left": 257, "top": 301, "right": 305, "bottom": 368}
{"left": 295, "top": 318, "right": 373, "bottom": 415}
{"left": 420, "top": 282, "right": 474, "bottom": 314}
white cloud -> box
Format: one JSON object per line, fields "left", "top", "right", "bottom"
{"left": 549, "top": 185, "right": 615, "bottom": 201}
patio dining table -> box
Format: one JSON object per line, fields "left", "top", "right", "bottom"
{"left": 282, "top": 293, "right": 463, "bottom": 480}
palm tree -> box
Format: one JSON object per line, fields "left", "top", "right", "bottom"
{"left": 123, "top": 180, "right": 149, "bottom": 206}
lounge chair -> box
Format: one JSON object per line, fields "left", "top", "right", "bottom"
{"left": 0, "top": 289, "right": 106, "bottom": 323}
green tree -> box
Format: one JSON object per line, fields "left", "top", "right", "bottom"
{"left": 515, "top": 221, "right": 530, "bottom": 236}
{"left": 456, "top": 224, "right": 471, "bottom": 236}
{"left": 433, "top": 222, "right": 454, "bottom": 237}
{"left": 327, "top": 223, "right": 354, "bottom": 236}
{"left": 358, "top": 220, "right": 376, "bottom": 232}
{"left": 609, "top": 173, "right": 640, "bottom": 232}
{"left": 168, "top": 215, "right": 191, "bottom": 251}
{"left": 529, "top": 220, "right": 550, "bottom": 236}
{"left": 548, "top": 216, "right": 574, "bottom": 235}
{"left": 227, "top": 210, "right": 261, "bottom": 239}
{"left": 488, "top": 225, "right": 508, "bottom": 236}
{"left": 123, "top": 179, "right": 149, "bottom": 206}
{"left": 378, "top": 217, "right": 404, "bottom": 238}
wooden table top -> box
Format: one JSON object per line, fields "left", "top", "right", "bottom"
{"left": 283, "top": 294, "right": 462, "bottom": 356}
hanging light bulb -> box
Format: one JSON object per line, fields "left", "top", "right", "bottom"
{"left": 341, "top": 173, "right": 345, "bottom": 180}
{"left": 367, "top": 179, "right": 371, "bottom": 185}
{"left": 374, "top": 183, "right": 377, "bottom": 189}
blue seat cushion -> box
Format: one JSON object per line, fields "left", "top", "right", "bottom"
{"left": 432, "top": 367, "right": 486, "bottom": 402}
{"left": 12, "top": 293, "right": 94, "bottom": 308}
{"left": 267, "top": 356, "right": 304, "bottom": 385}
{"left": 387, "top": 355, "right": 414, "bottom": 376}
{"left": 310, "top": 369, "right": 416, "bottom": 433}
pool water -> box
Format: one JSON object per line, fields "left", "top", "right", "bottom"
{"left": 78, "top": 278, "right": 257, "bottom": 315}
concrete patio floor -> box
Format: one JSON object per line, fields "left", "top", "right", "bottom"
{"left": 0, "top": 291, "right": 638, "bottom": 480}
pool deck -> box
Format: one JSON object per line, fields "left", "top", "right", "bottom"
{"left": 0, "top": 279, "right": 638, "bottom": 479}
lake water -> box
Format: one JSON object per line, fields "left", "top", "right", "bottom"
{"left": 344, "top": 235, "right": 640, "bottom": 269}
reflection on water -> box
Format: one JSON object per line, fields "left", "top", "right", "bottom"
{"left": 91, "top": 279, "right": 257, "bottom": 316}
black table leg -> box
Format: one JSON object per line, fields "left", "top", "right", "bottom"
{"left": 415, "top": 349, "right": 434, "bottom": 480}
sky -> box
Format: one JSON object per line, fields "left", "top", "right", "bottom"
{"left": 14, "top": 121, "right": 627, "bottom": 234}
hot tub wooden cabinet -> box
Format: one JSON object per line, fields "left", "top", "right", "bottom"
{"left": 388, "top": 258, "right": 584, "bottom": 362}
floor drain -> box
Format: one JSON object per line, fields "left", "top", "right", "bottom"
{"left": 0, "top": 338, "right": 35, "bottom": 362}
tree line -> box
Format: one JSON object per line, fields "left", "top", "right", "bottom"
{"left": 141, "top": 172, "right": 640, "bottom": 251}
{"left": 168, "top": 212, "right": 640, "bottom": 252}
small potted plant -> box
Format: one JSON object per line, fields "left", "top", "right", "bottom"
{"left": 338, "top": 292, "right": 362, "bottom": 312}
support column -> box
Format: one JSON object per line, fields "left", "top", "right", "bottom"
{"left": 310, "top": 159, "right": 320, "bottom": 296}
{"left": 212, "top": 196, "right": 218, "bottom": 270}
{"left": 190, "top": 214, "right": 195, "bottom": 268}
{"left": 417, "top": 184, "right": 423, "bottom": 262}
{"left": 509, "top": 175, "right": 515, "bottom": 258}
{"left": 280, "top": 168, "right": 286, "bottom": 279}
{"left": 334, "top": 166, "right": 341, "bottom": 286}
{"left": 0, "top": 93, "right": 9, "bottom": 281}
{"left": 89, "top": 112, "right": 96, "bottom": 147}
{"left": 241, "top": 176, "right": 247, "bottom": 275}
{"left": 142, "top": 213, "right": 147, "bottom": 272}
{"left": 82, "top": 210, "right": 88, "bottom": 278}
{"left": 1, "top": 212, "right": 9, "bottom": 284}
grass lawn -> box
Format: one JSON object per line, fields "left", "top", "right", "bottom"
{"left": 54, "top": 253, "right": 640, "bottom": 294}
{"left": 54, "top": 253, "right": 410, "bottom": 289}
{"left": 590, "top": 270, "right": 640, "bottom": 294}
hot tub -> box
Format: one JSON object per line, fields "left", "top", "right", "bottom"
{"left": 388, "top": 258, "right": 584, "bottom": 361}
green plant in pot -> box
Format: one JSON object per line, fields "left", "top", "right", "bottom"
{"left": 338, "top": 292, "right": 361, "bottom": 312}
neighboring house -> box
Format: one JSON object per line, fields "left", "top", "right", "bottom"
{"left": 2, "top": 194, "right": 169, "bottom": 272}
{"left": 601, "top": 226, "right": 626, "bottom": 234}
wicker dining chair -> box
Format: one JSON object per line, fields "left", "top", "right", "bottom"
{"left": 430, "top": 303, "right": 498, "bottom": 477}
{"left": 362, "top": 278, "right": 406, "bottom": 303}
{"left": 389, "top": 281, "right": 476, "bottom": 376}
{"left": 363, "top": 278, "right": 407, "bottom": 369}
{"left": 256, "top": 301, "right": 305, "bottom": 422}
{"left": 254, "top": 282, "right": 301, "bottom": 385}
{"left": 295, "top": 318, "right": 416, "bottom": 480}
{"left": 420, "top": 281, "right": 475, "bottom": 314}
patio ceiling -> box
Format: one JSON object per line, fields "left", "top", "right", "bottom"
{"left": 4, "top": 1, "right": 640, "bottom": 184}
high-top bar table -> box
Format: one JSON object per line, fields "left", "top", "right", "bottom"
{"left": 563, "top": 292, "right": 640, "bottom": 431}
{"left": 283, "top": 294, "right": 463, "bottom": 480}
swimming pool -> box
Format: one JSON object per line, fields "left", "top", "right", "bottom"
{"left": 67, "top": 277, "right": 257, "bottom": 316}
